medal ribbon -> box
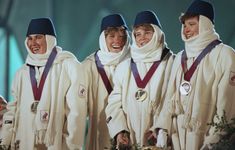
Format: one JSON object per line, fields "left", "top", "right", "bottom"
{"left": 181, "top": 40, "right": 221, "bottom": 81}
{"left": 131, "top": 48, "right": 169, "bottom": 88}
{"left": 95, "top": 51, "right": 113, "bottom": 94}
{"left": 27, "top": 47, "right": 57, "bottom": 101}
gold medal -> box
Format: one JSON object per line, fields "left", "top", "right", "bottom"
{"left": 31, "top": 101, "right": 39, "bottom": 113}
{"left": 180, "top": 81, "right": 191, "bottom": 95}
{"left": 135, "top": 89, "right": 147, "bottom": 101}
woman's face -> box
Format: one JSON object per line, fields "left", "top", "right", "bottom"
{"left": 183, "top": 16, "right": 199, "bottom": 39}
{"left": 27, "top": 34, "right": 47, "bottom": 54}
{"left": 105, "top": 28, "right": 126, "bottom": 53}
{"left": 134, "top": 25, "right": 154, "bottom": 47}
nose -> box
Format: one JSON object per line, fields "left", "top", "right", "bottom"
{"left": 138, "top": 34, "right": 146, "bottom": 41}
{"left": 31, "top": 37, "right": 38, "bottom": 46}
{"left": 114, "top": 36, "right": 122, "bottom": 44}
{"left": 184, "top": 26, "right": 190, "bottom": 33}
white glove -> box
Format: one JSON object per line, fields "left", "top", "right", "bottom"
{"left": 156, "top": 129, "right": 168, "bottom": 148}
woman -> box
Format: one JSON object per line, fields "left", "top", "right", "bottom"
{"left": 156, "top": 1, "right": 235, "bottom": 149}
{"left": 82, "top": 14, "right": 130, "bottom": 150}
{"left": 105, "top": 10, "right": 174, "bottom": 148}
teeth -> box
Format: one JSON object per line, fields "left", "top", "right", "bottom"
{"left": 32, "top": 47, "right": 40, "bottom": 53}
{"left": 186, "top": 34, "right": 192, "bottom": 38}
{"left": 141, "top": 42, "right": 147, "bottom": 46}
{"left": 112, "top": 45, "right": 121, "bottom": 48}
{"left": 34, "top": 48, "right": 39, "bottom": 50}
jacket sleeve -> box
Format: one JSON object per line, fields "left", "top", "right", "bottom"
{"left": 203, "top": 46, "right": 235, "bottom": 146}
{"left": 105, "top": 64, "right": 129, "bottom": 138}
{"left": 1, "top": 101, "right": 17, "bottom": 147}
{"left": 0, "top": 70, "right": 21, "bottom": 147}
{"left": 151, "top": 54, "right": 175, "bottom": 132}
{"left": 65, "top": 59, "right": 87, "bottom": 150}
{"left": 153, "top": 53, "right": 182, "bottom": 133}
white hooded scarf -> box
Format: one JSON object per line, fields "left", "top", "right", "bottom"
{"left": 181, "top": 15, "right": 220, "bottom": 58}
{"left": 97, "top": 30, "right": 130, "bottom": 66}
{"left": 131, "top": 24, "right": 168, "bottom": 63}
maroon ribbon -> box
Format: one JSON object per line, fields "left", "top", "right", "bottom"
{"left": 95, "top": 51, "right": 113, "bottom": 94}
{"left": 27, "top": 47, "right": 57, "bottom": 101}
{"left": 131, "top": 48, "right": 169, "bottom": 89}
{"left": 181, "top": 40, "right": 221, "bottom": 81}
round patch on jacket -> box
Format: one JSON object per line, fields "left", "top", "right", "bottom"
{"left": 229, "top": 71, "right": 235, "bottom": 86}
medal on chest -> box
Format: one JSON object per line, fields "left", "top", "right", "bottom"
{"left": 31, "top": 101, "right": 39, "bottom": 113}
{"left": 179, "top": 81, "right": 191, "bottom": 96}
{"left": 28, "top": 47, "right": 57, "bottom": 113}
{"left": 131, "top": 49, "right": 169, "bottom": 101}
{"left": 131, "top": 59, "right": 161, "bottom": 102}
{"left": 180, "top": 40, "right": 221, "bottom": 96}
{"left": 135, "top": 89, "right": 148, "bottom": 101}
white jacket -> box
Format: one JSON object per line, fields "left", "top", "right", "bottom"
{"left": 105, "top": 52, "right": 174, "bottom": 146}
{"left": 83, "top": 30, "right": 130, "bottom": 150}
{"left": 1, "top": 47, "right": 87, "bottom": 150}
{"left": 156, "top": 16, "right": 235, "bottom": 150}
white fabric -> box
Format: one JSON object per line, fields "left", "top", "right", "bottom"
{"left": 181, "top": 15, "right": 220, "bottom": 58}
{"left": 1, "top": 38, "right": 87, "bottom": 150}
{"left": 156, "top": 129, "right": 167, "bottom": 148}
{"left": 131, "top": 24, "right": 167, "bottom": 63}
{"left": 97, "top": 31, "right": 130, "bottom": 66}
{"left": 25, "top": 35, "right": 74, "bottom": 67}
{"left": 83, "top": 31, "right": 130, "bottom": 150}
{"left": 105, "top": 25, "right": 174, "bottom": 146}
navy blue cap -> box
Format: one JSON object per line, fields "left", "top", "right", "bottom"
{"left": 134, "top": 10, "right": 162, "bottom": 29}
{"left": 26, "top": 18, "right": 56, "bottom": 37}
{"left": 100, "top": 14, "right": 128, "bottom": 33}
{"left": 185, "top": 0, "right": 214, "bottom": 23}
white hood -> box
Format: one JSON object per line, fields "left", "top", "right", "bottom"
{"left": 97, "top": 30, "right": 130, "bottom": 66}
{"left": 181, "top": 15, "right": 220, "bottom": 58}
{"left": 131, "top": 24, "right": 168, "bottom": 62}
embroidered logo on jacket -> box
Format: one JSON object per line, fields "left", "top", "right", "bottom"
{"left": 229, "top": 71, "right": 235, "bottom": 86}
{"left": 78, "top": 84, "right": 86, "bottom": 98}
{"left": 40, "top": 110, "right": 49, "bottom": 122}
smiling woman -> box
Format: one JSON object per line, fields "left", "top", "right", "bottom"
{"left": 133, "top": 24, "right": 154, "bottom": 47}
{"left": 181, "top": 15, "right": 199, "bottom": 39}
{"left": 104, "top": 27, "right": 127, "bottom": 53}
{"left": 26, "top": 34, "right": 47, "bottom": 54}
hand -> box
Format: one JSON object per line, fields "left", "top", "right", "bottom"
{"left": 145, "top": 130, "right": 157, "bottom": 146}
{"left": 0, "top": 96, "right": 7, "bottom": 112}
{"left": 0, "top": 96, "right": 7, "bottom": 128}
{"left": 116, "top": 132, "right": 130, "bottom": 148}
{"left": 156, "top": 129, "right": 168, "bottom": 148}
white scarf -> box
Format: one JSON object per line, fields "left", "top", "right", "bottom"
{"left": 25, "top": 35, "right": 75, "bottom": 66}
{"left": 181, "top": 15, "right": 220, "bottom": 58}
{"left": 131, "top": 24, "right": 167, "bottom": 63}
{"left": 97, "top": 31, "right": 130, "bottom": 66}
